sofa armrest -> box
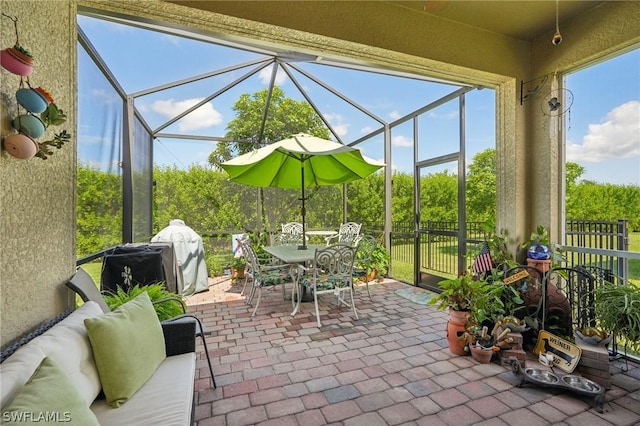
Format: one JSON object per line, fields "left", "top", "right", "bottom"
{"left": 161, "top": 318, "right": 195, "bottom": 356}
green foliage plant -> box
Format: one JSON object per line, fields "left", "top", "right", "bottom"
{"left": 102, "top": 283, "right": 185, "bottom": 322}
{"left": 35, "top": 102, "right": 71, "bottom": 160}
{"left": 205, "top": 253, "right": 224, "bottom": 277}
{"left": 471, "top": 269, "right": 525, "bottom": 325}
{"left": 370, "top": 243, "right": 390, "bottom": 278}
{"left": 230, "top": 255, "right": 246, "bottom": 270}
{"left": 595, "top": 283, "right": 640, "bottom": 353}
{"left": 428, "top": 272, "right": 488, "bottom": 312}
{"left": 478, "top": 221, "right": 514, "bottom": 269}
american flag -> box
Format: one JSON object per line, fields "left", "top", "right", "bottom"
{"left": 472, "top": 241, "right": 494, "bottom": 274}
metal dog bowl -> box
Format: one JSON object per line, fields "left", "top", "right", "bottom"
{"left": 561, "top": 375, "right": 603, "bottom": 394}
{"left": 510, "top": 360, "right": 605, "bottom": 413}
{"left": 524, "top": 368, "right": 559, "bottom": 384}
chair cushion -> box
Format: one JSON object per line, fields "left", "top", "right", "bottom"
{"left": 1, "top": 357, "right": 99, "bottom": 425}
{"left": 84, "top": 292, "right": 166, "bottom": 408}
{"left": 300, "top": 275, "right": 350, "bottom": 291}
{"left": 258, "top": 269, "right": 291, "bottom": 287}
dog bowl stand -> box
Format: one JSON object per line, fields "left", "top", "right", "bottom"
{"left": 510, "top": 360, "right": 605, "bottom": 413}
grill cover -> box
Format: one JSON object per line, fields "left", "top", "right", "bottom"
{"left": 152, "top": 219, "right": 209, "bottom": 295}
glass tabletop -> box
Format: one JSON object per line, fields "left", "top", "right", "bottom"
{"left": 263, "top": 244, "right": 325, "bottom": 263}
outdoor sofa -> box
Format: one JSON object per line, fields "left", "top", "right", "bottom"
{"left": 0, "top": 293, "right": 196, "bottom": 425}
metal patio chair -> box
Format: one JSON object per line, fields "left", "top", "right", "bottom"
{"left": 238, "top": 237, "right": 293, "bottom": 317}
{"left": 325, "top": 222, "right": 362, "bottom": 246}
{"left": 298, "top": 244, "right": 358, "bottom": 327}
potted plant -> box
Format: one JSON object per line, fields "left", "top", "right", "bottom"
{"left": 0, "top": 43, "right": 34, "bottom": 76}
{"left": 429, "top": 272, "right": 490, "bottom": 355}
{"left": 102, "top": 283, "right": 185, "bottom": 321}
{"left": 369, "top": 243, "right": 390, "bottom": 282}
{"left": 594, "top": 282, "right": 640, "bottom": 353}
{"left": 230, "top": 255, "right": 247, "bottom": 281}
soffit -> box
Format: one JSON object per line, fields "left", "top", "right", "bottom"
{"left": 167, "top": 0, "right": 606, "bottom": 42}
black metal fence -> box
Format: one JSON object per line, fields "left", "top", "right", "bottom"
{"left": 387, "top": 219, "right": 630, "bottom": 284}
{"left": 564, "top": 219, "right": 629, "bottom": 284}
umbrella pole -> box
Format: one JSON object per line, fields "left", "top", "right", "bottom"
{"left": 299, "top": 165, "right": 307, "bottom": 250}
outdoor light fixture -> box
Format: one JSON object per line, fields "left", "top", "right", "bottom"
{"left": 547, "top": 97, "right": 561, "bottom": 111}
{"left": 552, "top": 0, "right": 563, "bottom": 45}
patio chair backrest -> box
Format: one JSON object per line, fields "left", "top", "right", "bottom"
{"left": 313, "top": 243, "right": 356, "bottom": 280}
{"left": 337, "top": 222, "right": 362, "bottom": 245}
{"left": 238, "top": 236, "right": 277, "bottom": 277}
{"left": 272, "top": 232, "right": 300, "bottom": 246}
{"left": 281, "top": 222, "right": 303, "bottom": 235}
{"left": 66, "top": 268, "right": 112, "bottom": 314}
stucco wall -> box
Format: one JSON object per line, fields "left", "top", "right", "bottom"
{"left": 0, "top": 0, "right": 77, "bottom": 346}
{"left": 526, "top": 1, "right": 640, "bottom": 246}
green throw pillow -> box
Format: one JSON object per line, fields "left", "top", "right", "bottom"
{"left": 84, "top": 291, "right": 166, "bottom": 408}
{"left": 1, "top": 357, "right": 99, "bottom": 425}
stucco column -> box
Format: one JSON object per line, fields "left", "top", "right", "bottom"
{"left": 496, "top": 79, "right": 529, "bottom": 260}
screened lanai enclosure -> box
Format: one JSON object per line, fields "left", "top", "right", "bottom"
{"left": 77, "top": 11, "right": 498, "bottom": 285}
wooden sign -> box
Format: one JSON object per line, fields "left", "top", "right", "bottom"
{"left": 534, "top": 330, "right": 582, "bottom": 373}
{"left": 503, "top": 269, "right": 529, "bottom": 285}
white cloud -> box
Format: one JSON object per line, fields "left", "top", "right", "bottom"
{"left": 151, "top": 98, "right": 223, "bottom": 132}
{"left": 392, "top": 135, "right": 413, "bottom": 147}
{"left": 428, "top": 109, "right": 459, "bottom": 119}
{"left": 259, "top": 66, "right": 287, "bottom": 86}
{"left": 90, "top": 89, "right": 120, "bottom": 105}
{"left": 360, "top": 126, "right": 375, "bottom": 134}
{"left": 325, "top": 113, "right": 349, "bottom": 138}
{"left": 388, "top": 110, "right": 402, "bottom": 120}
{"left": 567, "top": 100, "right": 640, "bottom": 163}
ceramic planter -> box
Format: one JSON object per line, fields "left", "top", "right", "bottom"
{"left": 12, "top": 114, "right": 46, "bottom": 139}
{"left": 0, "top": 46, "right": 34, "bottom": 76}
{"left": 3, "top": 133, "right": 38, "bottom": 159}
{"left": 231, "top": 267, "right": 245, "bottom": 280}
{"left": 16, "top": 87, "right": 52, "bottom": 113}
{"left": 469, "top": 343, "right": 494, "bottom": 363}
{"left": 447, "top": 309, "right": 470, "bottom": 356}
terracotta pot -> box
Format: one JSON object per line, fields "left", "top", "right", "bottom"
{"left": 231, "top": 267, "right": 245, "bottom": 279}
{"left": 3, "top": 133, "right": 38, "bottom": 159}
{"left": 447, "top": 309, "right": 470, "bottom": 356}
{"left": 470, "top": 343, "right": 494, "bottom": 363}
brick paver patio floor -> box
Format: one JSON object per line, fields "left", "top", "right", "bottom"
{"left": 186, "top": 276, "right": 640, "bottom": 426}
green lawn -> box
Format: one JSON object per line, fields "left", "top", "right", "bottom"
{"left": 389, "top": 232, "right": 640, "bottom": 286}
{"left": 629, "top": 232, "right": 639, "bottom": 287}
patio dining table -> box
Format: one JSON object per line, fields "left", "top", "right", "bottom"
{"left": 262, "top": 244, "right": 325, "bottom": 315}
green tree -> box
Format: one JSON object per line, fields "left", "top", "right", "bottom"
{"left": 207, "top": 86, "right": 330, "bottom": 167}
{"left": 390, "top": 172, "right": 414, "bottom": 226}
{"left": 76, "top": 164, "right": 122, "bottom": 257}
{"left": 565, "top": 162, "right": 585, "bottom": 192}
{"left": 207, "top": 86, "right": 331, "bottom": 237}
{"left": 420, "top": 170, "right": 458, "bottom": 223}
{"left": 466, "top": 148, "right": 496, "bottom": 222}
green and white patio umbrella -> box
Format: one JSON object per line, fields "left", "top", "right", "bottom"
{"left": 220, "top": 133, "right": 385, "bottom": 249}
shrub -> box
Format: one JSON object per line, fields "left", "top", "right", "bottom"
{"left": 103, "top": 283, "right": 185, "bottom": 321}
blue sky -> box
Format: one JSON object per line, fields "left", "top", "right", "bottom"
{"left": 77, "top": 15, "right": 639, "bottom": 186}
